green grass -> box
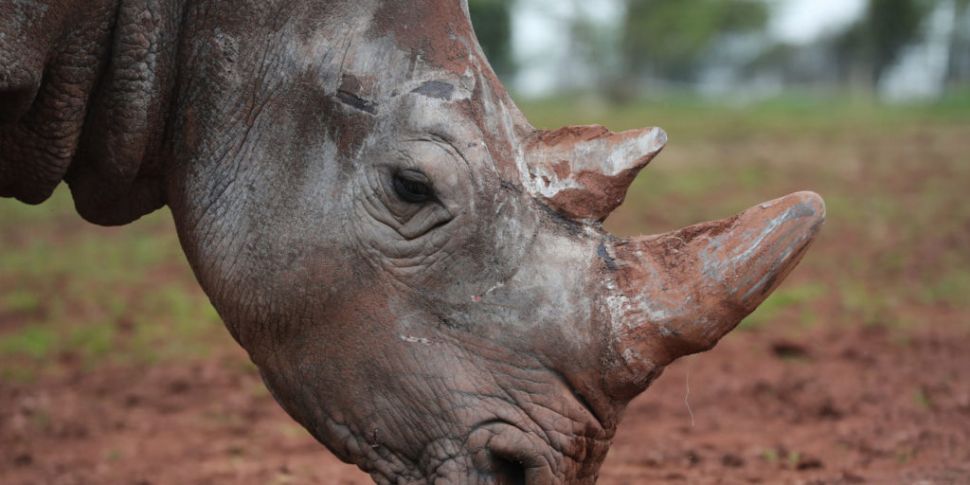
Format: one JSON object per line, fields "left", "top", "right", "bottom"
{"left": 0, "top": 325, "right": 58, "bottom": 359}
{"left": 742, "top": 283, "right": 828, "bottom": 330}
{"left": 1, "top": 289, "right": 42, "bottom": 314}
{"left": 0, "top": 187, "right": 226, "bottom": 382}
{"left": 518, "top": 90, "right": 970, "bottom": 143}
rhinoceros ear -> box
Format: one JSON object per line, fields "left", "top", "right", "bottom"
{"left": 0, "top": 4, "right": 53, "bottom": 125}
{"left": 65, "top": 0, "right": 179, "bottom": 226}
{"left": 523, "top": 125, "right": 666, "bottom": 222}
{"left": 1, "top": 1, "right": 174, "bottom": 225}
{"left": 0, "top": 57, "right": 42, "bottom": 125}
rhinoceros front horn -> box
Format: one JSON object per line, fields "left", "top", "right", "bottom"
{"left": 602, "top": 191, "right": 826, "bottom": 399}
{"left": 524, "top": 125, "right": 667, "bottom": 222}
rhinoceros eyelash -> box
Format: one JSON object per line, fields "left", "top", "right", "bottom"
{"left": 392, "top": 170, "right": 436, "bottom": 204}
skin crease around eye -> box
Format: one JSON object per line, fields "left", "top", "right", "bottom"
{"left": 376, "top": 136, "right": 478, "bottom": 239}
{"left": 396, "top": 203, "right": 452, "bottom": 239}
{"left": 374, "top": 167, "right": 453, "bottom": 240}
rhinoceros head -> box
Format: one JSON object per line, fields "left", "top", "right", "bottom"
{"left": 1, "top": 0, "right": 824, "bottom": 482}
{"left": 164, "top": 2, "right": 826, "bottom": 482}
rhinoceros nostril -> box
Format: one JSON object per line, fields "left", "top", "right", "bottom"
{"left": 468, "top": 421, "right": 550, "bottom": 484}
{"left": 490, "top": 451, "right": 527, "bottom": 485}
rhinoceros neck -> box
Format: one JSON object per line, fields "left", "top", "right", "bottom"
{"left": 0, "top": 0, "right": 185, "bottom": 226}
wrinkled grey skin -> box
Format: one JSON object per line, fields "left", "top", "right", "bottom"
{"left": 1, "top": 1, "right": 825, "bottom": 483}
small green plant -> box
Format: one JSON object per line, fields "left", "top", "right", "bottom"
{"left": 742, "top": 283, "right": 827, "bottom": 330}
{"left": 913, "top": 389, "right": 933, "bottom": 410}
{"left": 68, "top": 323, "right": 116, "bottom": 366}
{"left": 760, "top": 448, "right": 779, "bottom": 463}
{"left": 0, "top": 325, "right": 57, "bottom": 359}
{"left": 105, "top": 449, "right": 123, "bottom": 462}
{"left": 1, "top": 289, "right": 41, "bottom": 314}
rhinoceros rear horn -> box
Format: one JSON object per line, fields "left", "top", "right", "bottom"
{"left": 524, "top": 125, "right": 667, "bottom": 222}
{"left": 603, "top": 191, "right": 826, "bottom": 399}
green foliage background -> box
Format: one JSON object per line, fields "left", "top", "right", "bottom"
{"left": 468, "top": 0, "right": 514, "bottom": 76}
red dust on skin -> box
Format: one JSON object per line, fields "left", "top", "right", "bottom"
{"left": 526, "top": 125, "right": 668, "bottom": 222}
{"left": 371, "top": 0, "right": 481, "bottom": 78}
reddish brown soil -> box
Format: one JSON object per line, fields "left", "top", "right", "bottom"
{"left": 2, "top": 321, "right": 968, "bottom": 484}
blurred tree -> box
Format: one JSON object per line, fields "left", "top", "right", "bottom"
{"left": 620, "top": 0, "right": 769, "bottom": 83}
{"left": 468, "top": 0, "right": 515, "bottom": 77}
{"left": 947, "top": 0, "right": 970, "bottom": 85}
{"left": 563, "top": 0, "right": 625, "bottom": 92}
{"left": 866, "top": 0, "right": 931, "bottom": 85}
{"left": 831, "top": 18, "right": 871, "bottom": 88}
{"left": 835, "top": 0, "right": 931, "bottom": 87}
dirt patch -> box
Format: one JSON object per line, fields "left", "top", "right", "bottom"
{"left": 601, "top": 322, "right": 970, "bottom": 484}
{"left": 2, "top": 322, "right": 967, "bottom": 484}
{"left": 0, "top": 347, "right": 367, "bottom": 484}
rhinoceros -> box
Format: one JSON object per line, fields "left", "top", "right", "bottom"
{"left": 1, "top": 0, "right": 824, "bottom": 482}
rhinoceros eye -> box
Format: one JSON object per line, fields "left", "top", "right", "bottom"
{"left": 392, "top": 170, "right": 435, "bottom": 203}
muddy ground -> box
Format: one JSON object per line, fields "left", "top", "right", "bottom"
{"left": 1, "top": 320, "right": 968, "bottom": 484}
